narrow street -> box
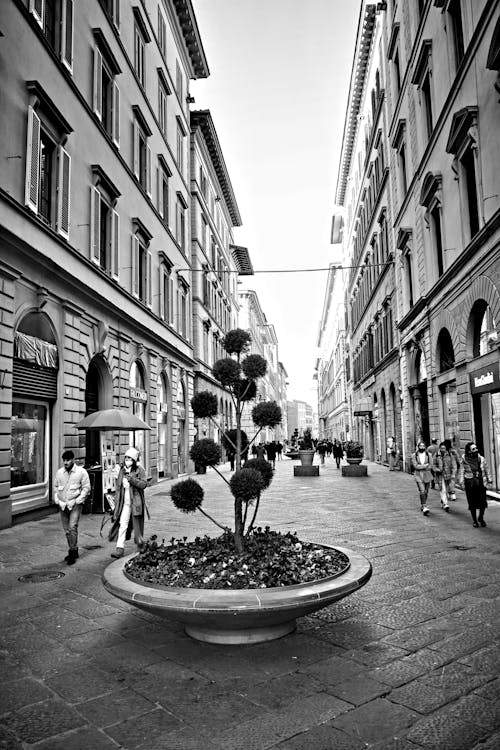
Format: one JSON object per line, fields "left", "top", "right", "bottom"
{"left": 1, "top": 457, "right": 499, "bottom": 749}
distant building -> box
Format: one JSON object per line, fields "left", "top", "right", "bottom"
{"left": 287, "top": 399, "right": 315, "bottom": 440}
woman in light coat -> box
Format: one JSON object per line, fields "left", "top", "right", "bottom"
{"left": 109, "top": 447, "right": 148, "bottom": 557}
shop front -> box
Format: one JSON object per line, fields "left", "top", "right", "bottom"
{"left": 470, "top": 359, "right": 500, "bottom": 490}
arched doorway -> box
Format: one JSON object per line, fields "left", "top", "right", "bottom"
{"left": 129, "top": 360, "right": 147, "bottom": 462}
{"left": 177, "top": 380, "right": 187, "bottom": 474}
{"left": 380, "top": 389, "right": 387, "bottom": 461}
{"left": 409, "top": 347, "right": 430, "bottom": 447}
{"left": 157, "top": 372, "right": 169, "bottom": 478}
{"left": 373, "top": 394, "right": 381, "bottom": 462}
{"left": 11, "top": 311, "right": 58, "bottom": 514}
{"left": 84, "top": 355, "right": 112, "bottom": 465}
{"left": 436, "top": 328, "right": 458, "bottom": 449}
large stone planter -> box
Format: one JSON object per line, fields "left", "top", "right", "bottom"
{"left": 345, "top": 457, "right": 363, "bottom": 464}
{"left": 298, "top": 449, "right": 315, "bottom": 466}
{"left": 103, "top": 545, "right": 372, "bottom": 645}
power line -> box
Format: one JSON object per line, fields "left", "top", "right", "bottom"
{"left": 177, "top": 261, "right": 393, "bottom": 275}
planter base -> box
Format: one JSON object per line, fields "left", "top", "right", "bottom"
{"left": 294, "top": 466, "right": 320, "bottom": 477}
{"left": 342, "top": 464, "right": 368, "bottom": 476}
{"left": 103, "top": 545, "right": 372, "bottom": 645}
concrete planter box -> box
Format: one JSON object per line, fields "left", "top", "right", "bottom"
{"left": 102, "top": 545, "right": 372, "bottom": 645}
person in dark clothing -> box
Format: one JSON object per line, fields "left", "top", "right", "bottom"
{"left": 332, "top": 440, "right": 343, "bottom": 469}
{"left": 276, "top": 441, "right": 283, "bottom": 460}
{"left": 265, "top": 441, "right": 277, "bottom": 468}
{"left": 458, "top": 442, "right": 492, "bottom": 527}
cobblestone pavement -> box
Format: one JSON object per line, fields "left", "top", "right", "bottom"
{"left": 1, "top": 457, "right": 500, "bottom": 749}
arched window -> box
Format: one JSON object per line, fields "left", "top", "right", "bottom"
{"left": 129, "top": 360, "right": 147, "bottom": 459}
{"left": 437, "top": 329, "right": 455, "bottom": 373}
{"left": 469, "top": 300, "right": 497, "bottom": 358}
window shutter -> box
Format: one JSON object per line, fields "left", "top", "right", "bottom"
{"left": 111, "top": 209, "right": 119, "bottom": 279}
{"left": 131, "top": 236, "right": 139, "bottom": 297}
{"left": 159, "top": 266, "right": 165, "bottom": 320}
{"left": 25, "top": 106, "right": 41, "bottom": 213}
{"left": 146, "top": 145, "right": 152, "bottom": 196}
{"left": 90, "top": 186, "right": 101, "bottom": 263}
{"left": 56, "top": 146, "right": 71, "bottom": 239}
{"left": 112, "top": 0, "right": 120, "bottom": 28}
{"left": 156, "top": 167, "right": 162, "bottom": 216}
{"left": 61, "top": 0, "right": 74, "bottom": 72}
{"left": 133, "top": 120, "right": 139, "bottom": 178}
{"left": 169, "top": 277, "right": 174, "bottom": 324}
{"left": 112, "top": 82, "right": 120, "bottom": 146}
{"left": 29, "top": 0, "right": 44, "bottom": 27}
{"left": 146, "top": 251, "right": 153, "bottom": 308}
{"left": 93, "top": 48, "right": 103, "bottom": 120}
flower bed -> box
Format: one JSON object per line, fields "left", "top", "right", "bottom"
{"left": 125, "top": 528, "right": 349, "bottom": 590}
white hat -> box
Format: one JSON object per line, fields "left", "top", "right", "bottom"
{"left": 124, "top": 447, "right": 140, "bottom": 461}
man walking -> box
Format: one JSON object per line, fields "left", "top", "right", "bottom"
{"left": 54, "top": 450, "right": 91, "bottom": 565}
{"left": 427, "top": 438, "right": 439, "bottom": 488}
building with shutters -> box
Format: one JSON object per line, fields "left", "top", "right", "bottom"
{"left": 0, "top": 0, "right": 209, "bottom": 527}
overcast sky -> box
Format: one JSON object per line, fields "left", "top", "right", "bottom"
{"left": 191, "top": 0, "right": 360, "bottom": 404}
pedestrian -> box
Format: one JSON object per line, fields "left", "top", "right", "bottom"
{"left": 410, "top": 440, "right": 433, "bottom": 515}
{"left": 434, "top": 441, "right": 459, "bottom": 512}
{"left": 333, "top": 439, "right": 343, "bottom": 469}
{"left": 443, "top": 439, "right": 459, "bottom": 501}
{"left": 457, "top": 442, "right": 493, "bottom": 528}
{"left": 276, "top": 441, "right": 283, "bottom": 461}
{"left": 54, "top": 450, "right": 91, "bottom": 565}
{"left": 255, "top": 442, "right": 266, "bottom": 460}
{"left": 317, "top": 440, "right": 327, "bottom": 465}
{"left": 109, "top": 446, "right": 148, "bottom": 558}
{"left": 265, "top": 440, "right": 277, "bottom": 468}
{"left": 387, "top": 436, "right": 398, "bottom": 471}
{"left": 427, "top": 438, "right": 439, "bottom": 488}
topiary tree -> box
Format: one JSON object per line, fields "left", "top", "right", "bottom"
{"left": 171, "top": 328, "right": 282, "bottom": 553}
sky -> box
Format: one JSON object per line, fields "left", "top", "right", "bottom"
{"left": 190, "top": 0, "right": 360, "bottom": 404}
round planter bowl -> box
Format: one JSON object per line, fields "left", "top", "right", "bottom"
{"left": 102, "top": 545, "right": 372, "bottom": 645}
{"left": 346, "top": 457, "right": 363, "bottom": 465}
{"left": 298, "top": 449, "right": 315, "bottom": 466}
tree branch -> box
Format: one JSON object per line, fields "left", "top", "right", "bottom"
{"left": 198, "top": 507, "right": 231, "bottom": 533}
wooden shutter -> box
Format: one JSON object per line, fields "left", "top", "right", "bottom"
{"left": 93, "top": 48, "right": 103, "bottom": 120}
{"left": 169, "top": 277, "right": 174, "bottom": 324}
{"left": 25, "top": 106, "right": 41, "bottom": 213}
{"left": 56, "top": 146, "right": 71, "bottom": 239}
{"left": 90, "top": 186, "right": 101, "bottom": 263}
{"left": 112, "top": 81, "right": 120, "bottom": 146}
{"left": 156, "top": 167, "right": 162, "bottom": 216}
{"left": 146, "top": 251, "right": 153, "bottom": 308}
{"left": 131, "top": 236, "right": 139, "bottom": 297}
{"left": 29, "top": 0, "right": 44, "bottom": 27}
{"left": 111, "top": 209, "right": 119, "bottom": 279}
{"left": 133, "top": 120, "right": 139, "bottom": 178}
{"left": 159, "top": 266, "right": 165, "bottom": 320}
{"left": 146, "top": 144, "right": 152, "bottom": 196}
{"left": 61, "top": 0, "right": 74, "bottom": 72}
{"left": 112, "top": 0, "right": 120, "bottom": 28}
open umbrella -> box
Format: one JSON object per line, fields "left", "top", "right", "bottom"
{"left": 76, "top": 409, "right": 151, "bottom": 431}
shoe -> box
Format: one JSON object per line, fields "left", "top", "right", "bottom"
{"left": 480, "top": 520, "right": 486, "bottom": 527}
{"left": 111, "top": 548, "right": 124, "bottom": 559}
{"left": 450, "top": 495, "right": 456, "bottom": 501}
{"left": 421, "top": 506, "right": 430, "bottom": 516}
{"left": 443, "top": 504, "right": 450, "bottom": 512}
{"left": 473, "top": 522, "right": 479, "bottom": 528}
{"left": 66, "top": 549, "right": 78, "bottom": 566}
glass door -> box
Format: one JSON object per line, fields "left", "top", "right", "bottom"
{"left": 11, "top": 400, "right": 50, "bottom": 513}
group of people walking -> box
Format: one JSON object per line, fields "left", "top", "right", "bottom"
{"left": 411, "top": 439, "right": 492, "bottom": 526}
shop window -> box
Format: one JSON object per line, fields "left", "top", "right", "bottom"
{"left": 132, "top": 106, "right": 152, "bottom": 195}
{"left": 25, "top": 84, "right": 72, "bottom": 239}
{"left": 29, "top": 0, "right": 73, "bottom": 72}
{"left": 446, "top": 106, "right": 481, "bottom": 243}
{"left": 92, "top": 30, "right": 121, "bottom": 146}
{"left": 157, "top": 372, "right": 169, "bottom": 478}
{"left": 437, "top": 328, "right": 455, "bottom": 372}
{"left": 11, "top": 401, "right": 48, "bottom": 489}
{"left": 420, "top": 171, "right": 444, "bottom": 279}
{"left": 131, "top": 219, "right": 152, "bottom": 307}
{"left": 90, "top": 165, "right": 120, "bottom": 278}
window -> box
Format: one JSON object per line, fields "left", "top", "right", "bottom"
{"left": 392, "top": 120, "right": 408, "bottom": 199}
{"left": 387, "top": 23, "right": 401, "bottom": 101}
{"left": 133, "top": 7, "right": 151, "bottom": 87}
{"left": 176, "top": 60, "right": 183, "bottom": 103}
{"left": 448, "top": 0, "right": 465, "bottom": 71}
{"left": 90, "top": 166, "right": 119, "bottom": 277}
{"left": 133, "top": 107, "right": 152, "bottom": 195}
{"left": 92, "top": 31, "right": 120, "bottom": 146}
{"left": 159, "top": 252, "right": 173, "bottom": 323}
{"left": 176, "top": 117, "right": 186, "bottom": 172}
{"left": 379, "top": 209, "right": 389, "bottom": 262}
{"left": 101, "top": 0, "right": 120, "bottom": 28}
{"left": 157, "top": 6, "right": 166, "bottom": 57}
{"left": 131, "top": 220, "right": 152, "bottom": 306}
{"left": 157, "top": 69, "right": 170, "bottom": 136}
{"left": 412, "top": 41, "right": 433, "bottom": 141}
{"left": 177, "top": 280, "right": 189, "bottom": 339}
{"left": 397, "top": 228, "right": 415, "bottom": 310}
{"left": 157, "top": 156, "right": 170, "bottom": 224}
{"left": 25, "top": 89, "right": 71, "bottom": 239}
{"left": 420, "top": 171, "right": 445, "bottom": 278}
{"left": 175, "top": 191, "right": 188, "bottom": 251}
{"left": 29, "top": 0, "right": 73, "bottom": 72}
{"left": 446, "top": 106, "right": 481, "bottom": 243}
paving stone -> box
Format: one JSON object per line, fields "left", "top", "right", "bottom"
{"left": 239, "top": 672, "right": 323, "bottom": 710}
{"left": 29, "top": 607, "right": 103, "bottom": 640}
{"left": 310, "top": 618, "right": 393, "bottom": 648}
{"left": 213, "top": 692, "right": 351, "bottom": 750}
{"left": 458, "top": 644, "right": 500, "bottom": 673}
{"left": 62, "top": 627, "right": 128, "bottom": 653}
{"left": 0, "top": 621, "right": 61, "bottom": 657}
{"left": 368, "top": 596, "right": 456, "bottom": 629}
{"left": 325, "top": 675, "right": 389, "bottom": 706}
{"left": 95, "top": 640, "right": 166, "bottom": 671}
{"left": 301, "top": 653, "right": 365, "bottom": 686}
{"left": 273, "top": 724, "right": 366, "bottom": 749}
{"left": 146, "top": 727, "right": 225, "bottom": 750}
{"left": 388, "top": 678, "right": 463, "bottom": 714}
{"left": 473, "top": 676, "right": 500, "bottom": 702}
{"left": 368, "top": 648, "right": 451, "bottom": 687}
{"left": 34, "top": 726, "right": 119, "bottom": 750}
{"left": 44, "top": 664, "right": 120, "bottom": 703}
{"left": 1, "top": 699, "right": 85, "bottom": 744}
{"left": 344, "top": 641, "right": 408, "bottom": 667}
{"left": 75, "top": 687, "right": 156, "bottom": 727}
{"left": 20, "top": 644, "right": 90, "bottom": 678}
{"left": 470, "top": 731, "right": 500, "bottom": 750}
{"left": 369, "top": 737, "right": 425, "bottom": 750}
{"left": 332, "top": 697, "right": 419, "bottom": 743}
{"left": 405, "top": 694, "right": 499, "bottom": 749}
{"left": 382, "top": 620, "right": 458, "bottom": 652}
{"left": 60, "top": 596, "right": 121, "bottom": 618}
{"left": 0, "top": 677, "right": 53, "bottom": 716}
{"left": 104, "top": 706, "right": 183, "bottom": 748}
{"left": 0, "top": 652, "right": 31, "bottom": 682}
{"left": 0, "top": 725, "right": 23, "bottom": 750}
{"left": 426, "top": 627, "right": 496, "bottom": 659}
{"left": 419, "top": 661, "right": 494, "bottom": 692}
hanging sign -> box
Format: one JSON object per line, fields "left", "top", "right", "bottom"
{"left": 130, "top": 388, "right": 147, "bottom": 401}
{"left": 469, "top": 362, "right": 500, "bottom": 395}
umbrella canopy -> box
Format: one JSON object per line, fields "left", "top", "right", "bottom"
{"left": 76, "top": 409, "right": 151, "bottom": 431}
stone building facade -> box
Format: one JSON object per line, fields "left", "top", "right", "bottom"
{"left": 0, "top": 0, "right": 209, "bottom": 527}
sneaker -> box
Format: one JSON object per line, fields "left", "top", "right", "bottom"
{"left": 473, "top": 522, "right": 479, "bottom": 528}
{"left": 443, "top": 504, "right": 450, "bottom": 512}
{"left": 422, "top": 505, "right": 430, "bottom": 516}
{"left": 66, "top": 549, "right": 78, "bottom": 566}
{"left": 480, "top": 520, "right": 486, "bottom": 527}
{"left": 111, "top": 548, "right": 124, "bottom": 559}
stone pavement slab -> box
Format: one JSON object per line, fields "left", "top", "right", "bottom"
{"left": 0, "top": 457, "right": 499, "bottom": 749}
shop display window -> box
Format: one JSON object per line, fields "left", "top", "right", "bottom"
{"left": 11, "top": 401, "right": 48, "bottom": 488}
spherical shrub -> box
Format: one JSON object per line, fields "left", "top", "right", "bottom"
{"left": 252, "top": 401, "right": 282, "bottom": 428}
{"left": 191, "top": 391, "right": 218, "bottom": 418}
{"left": 222, "top": 428, "right": 248, "bottom": 455}
{"left": 241, "top": 353, "right": 267, "bottom": 379}
{"left": 222, "top": 329, "right": 251, "bottom": 355}
{"left": 171, "top": 479, "right": 204, "bottom": 513}
{"left": 189, "top": 438, "right": 221, "bottom": 466}
{"left": 243, "top": 458, "right": 274, "bottom": 489}
{"left": 229, "top": 468, "right": 264, "bottom": 502}
{"left": 212, "top": 357, "right": 241, "bottom": 387}
{"left": 234, "top": 379, "right": 257, "bottom": 402}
